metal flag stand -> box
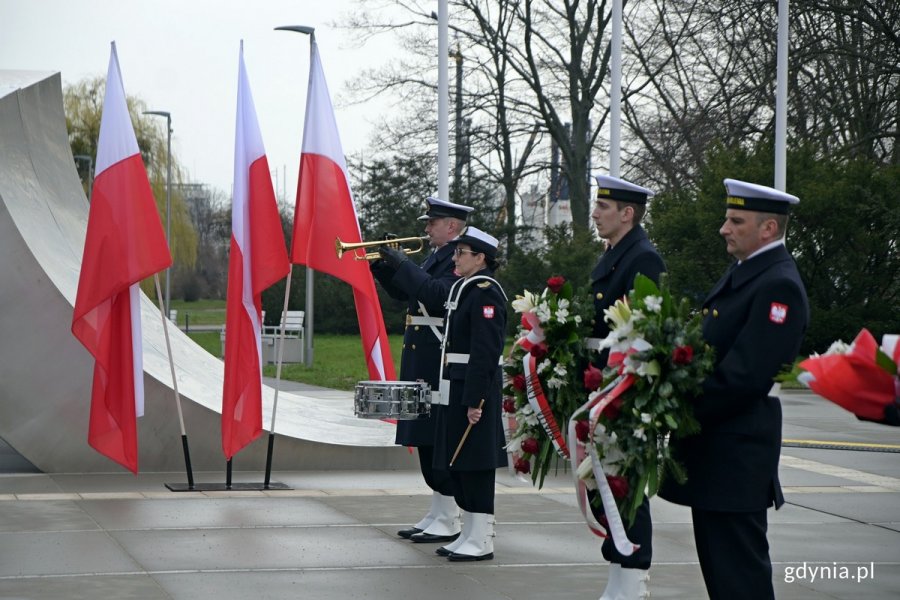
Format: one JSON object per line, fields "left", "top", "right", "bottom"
{"left": 152, "top": 273, "right": 196, "bottom": 492}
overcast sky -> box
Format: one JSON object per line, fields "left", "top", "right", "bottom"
{"left": 0, "top": 0, "right": 408, "bottom": 199}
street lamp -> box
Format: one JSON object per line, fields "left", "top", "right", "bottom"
{"left": 143, "top": 110, "right": 172, "bottom": 319}
{"left": 73, "top": 154, "right": 93, "bottom": 201}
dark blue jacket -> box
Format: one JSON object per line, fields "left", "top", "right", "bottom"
{"left": 590, "top": 225, "right": 666, "bottom": 365}
{"left": 659, "top": 244, "right": 809, "bottom": 511}
{"left": 433, "top": 270, "right": 508, "bottom": 471}
{"left": 372, "top": 243, "right": 458, "bottom": 446}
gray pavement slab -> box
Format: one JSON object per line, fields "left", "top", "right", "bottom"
{"left": 1, "top": 391, "right": 899, "bottom": 599}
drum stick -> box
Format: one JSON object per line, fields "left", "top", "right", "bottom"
{"left": 450, "top": 399, "right": 485, "bottom": 467}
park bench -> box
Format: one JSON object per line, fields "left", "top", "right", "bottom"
{"left": 219, "top": 310, "right": 305, "bottom": 364}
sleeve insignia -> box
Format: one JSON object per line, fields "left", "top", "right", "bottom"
{"left": 769, "top": 302, "right": 788, "bottom": 324}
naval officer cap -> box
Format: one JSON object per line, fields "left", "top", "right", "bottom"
{"left": 724, "top": 179, "right": 799, "bottom": 214}
{"left": 456, "top": 226, "right": 499, "bottom": 259}
{"left": 417, "top": 196, "right": 475, "bottom": 221}
{"left": 595, "top": 175, "right": 655, "bottom": 205}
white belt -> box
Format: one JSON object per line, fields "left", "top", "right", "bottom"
{"left": 584, "top": 338, "right": 605, "bottom": 351}
{"left": 444, "top": 353, "right": 503, "bottom": 366}
{"left": 406, "top": 315, "right": 444, "bottom": 327}
{"left": 432, "top": 383, "right": 450, "bottom": 406}
{"left": 445, "top": 352, "right": 469, "bottom": 364}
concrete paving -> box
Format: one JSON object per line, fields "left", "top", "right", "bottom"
{"left": 1, "top": 390, "right": 898, "bottom": 599}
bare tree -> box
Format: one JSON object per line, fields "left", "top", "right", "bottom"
{"left": 344, "top": 0, "right": 620, "bottom": 242}
{"left": 622, "top": 0, "right": 899, "bottom": 190}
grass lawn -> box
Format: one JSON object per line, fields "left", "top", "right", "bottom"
{"left": 168, "top": 299, "right": 226, "bottom": 327}
{"left": 186, "top": 331, "right": 404, "bottom": 391}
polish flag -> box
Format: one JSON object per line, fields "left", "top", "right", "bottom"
{"left": 291, "top": 39, "right": 395, "bottom": 381}
{"left": 71, "top": 42, "right": 172, "bottom": 473}
{"left": 221, "top": 43, "right": 291, "bottom": 460}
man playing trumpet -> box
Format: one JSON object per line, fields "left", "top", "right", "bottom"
{"left": 370, "top": 196, "right": 473, "bottom": 543}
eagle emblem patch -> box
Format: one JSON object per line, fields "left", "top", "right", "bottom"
{"left": 483, "top": 306, "right": 495, "bottom": 319}
{"left": 769, "top": 302, "right": 788, "bottom": 324}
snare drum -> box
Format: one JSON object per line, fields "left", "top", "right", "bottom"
{"left": 354, "top": 380, "right": 431, "bottom": 419}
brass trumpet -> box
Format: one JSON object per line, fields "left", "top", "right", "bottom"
{"left": 335, "top": 235, "right": 429, "bottom": 261}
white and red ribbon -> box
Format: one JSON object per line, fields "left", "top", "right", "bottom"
{"left": 523, "top": 353, "right": 570, "bottom": 458}
{"left": 568, "top": 375, "right": 639, "bottom": 556}
{"left": 512, "top": 311, "right": 570, "bottom": 459}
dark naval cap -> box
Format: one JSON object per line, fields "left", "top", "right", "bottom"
{"left": 417, "top": 196, "right": 474, "bottom": 221}
{"left": 724, "top": 179, "right": 799, "bottom": 214}
{"left": 594, "top": 175, "right": 655, "bottom": 205}
{"left": 455, "top": 226, "right": 499, "bottom": 259}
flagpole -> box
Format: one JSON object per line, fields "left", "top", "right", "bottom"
{"left": 154, "top": 273, "right": 194, "bottom": 489}
{"left": 438, "top": 0, "right": 449, "bottom": 201}
{"left": 609, "top": 0, "right": 623, "bottom": 177}
{"left": 264, "top": 269, "right": 293, "bottom": 487}
{"left": 275, "top": 25, "right": 317, "bottom": 369}
{"left": 774, "top": 0, "right": 789, "bottom": 191}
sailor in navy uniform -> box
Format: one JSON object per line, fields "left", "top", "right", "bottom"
{"left": 586, "top": 175, "right": 665, "bottom": 599}
{"left": 431, "top": 227, "right": 508, "bottom": 562}
{"left": 371, "top": 196, "right": 472, "bottom": 543}
{"left": 659, "top": 179, "right": 809, "bottom": 600}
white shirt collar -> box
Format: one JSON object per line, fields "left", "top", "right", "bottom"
{"left": 740, "top": 238, "right": 785, "bottom": 264}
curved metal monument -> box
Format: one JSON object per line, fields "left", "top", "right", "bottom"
{"left": 0, "top": 71, "right": 410, "bottom": 473}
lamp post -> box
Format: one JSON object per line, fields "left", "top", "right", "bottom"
{"left": 143, "top": 110, "right": 172, "bottom": 318}
{"left": 73, "top": 154, "right": 93, "bottom": 201}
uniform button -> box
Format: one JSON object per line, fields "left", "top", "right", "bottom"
{"left": 402, "top": 344, "right": 406, "bottom": 349}
{"left": 713, "top": 309, "right": 719, "bottom": 318}
{"left": 411, "top": 344, "right": 416, "bottom": 350}
{"left": 414, "top": 326, "right": 420, "bottom": 331}
{"left": 702, "top": 308, "right": 709, "bottom": 315}
{"left": 596, "top": 292, "right": 603, "bottom": 300}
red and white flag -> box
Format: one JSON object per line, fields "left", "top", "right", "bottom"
{"left": 71, "top": 42, "right": 172, "bottom": 473}
{"left": 291, "top": 39, "right": 396, "bottom": 381}
{"left": 222, "top": 43, "right": 290, "bottom": 459}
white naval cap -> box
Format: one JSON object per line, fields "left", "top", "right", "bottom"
{"left": 724, "top": 179, "right": 799, "bottom": 214}
{"left": 594, "top": 175, "right": 655, "bottom": 204}
{"left": 417, "top": 196, "right": 475, "bottom": 221}
{"left": 456, "top": 226, "right": 499, "bottom": 258}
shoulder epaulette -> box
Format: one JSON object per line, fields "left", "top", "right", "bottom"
{"left": 477, "top": 281, "right": 492, "bottom": 288}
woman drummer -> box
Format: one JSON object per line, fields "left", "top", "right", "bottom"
{"left": 433, "top": 226, "right": 508, "bottom": 562}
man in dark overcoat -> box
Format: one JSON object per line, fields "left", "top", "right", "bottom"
{"left": 372, "top": 196, "right": 472, "bottom": 543}
{"left": 587, "top": 175, "right": 666, "bottom": 599}
{"left": 659, "top": 179, "right": 809, "bottom": 600}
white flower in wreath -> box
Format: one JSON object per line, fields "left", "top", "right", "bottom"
{"left": 644, "top": 295, "right": 663, "bottom": 313}
{"left": 574, "top": 315, "right": 583, "bottom": 324}
{"left": 554, "top": 363, "right": 568, "bottom": 378}
{"left": 555, "top": 307, "right": 569, "bottom": 323}
{"left": 547, "top": 376, "right": 564, "bottom": 388}
{"left": 505, "top": 434, "right": 524, "bottom": 453}
{"left": 536, "top": 301, "right": 552, "bottom": 323}
{"left": 592, "top": 426, "right": 625, "bottom": 466}
{"left": 640, "top": 412, "right": 652, "bottom": 424}
{"left": 537, "top": 358, "right": 552, "bottom": 374}
{"left": 636, "top": 359, "right": 661, "bottom": 380}
{"left": 633, "top": 426, "right": 648, "bottom": 442}
{"left": 520, "top": 404, "right": 539, "bottom": 426}
{"left": 512, "top": 291, "right": 538, "bottom": 314}
{"left": 576, "top": 456, "right": 598, "bottom": 488}
{"left": 823, "top": 340, "right": 851, "bottom": 356}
